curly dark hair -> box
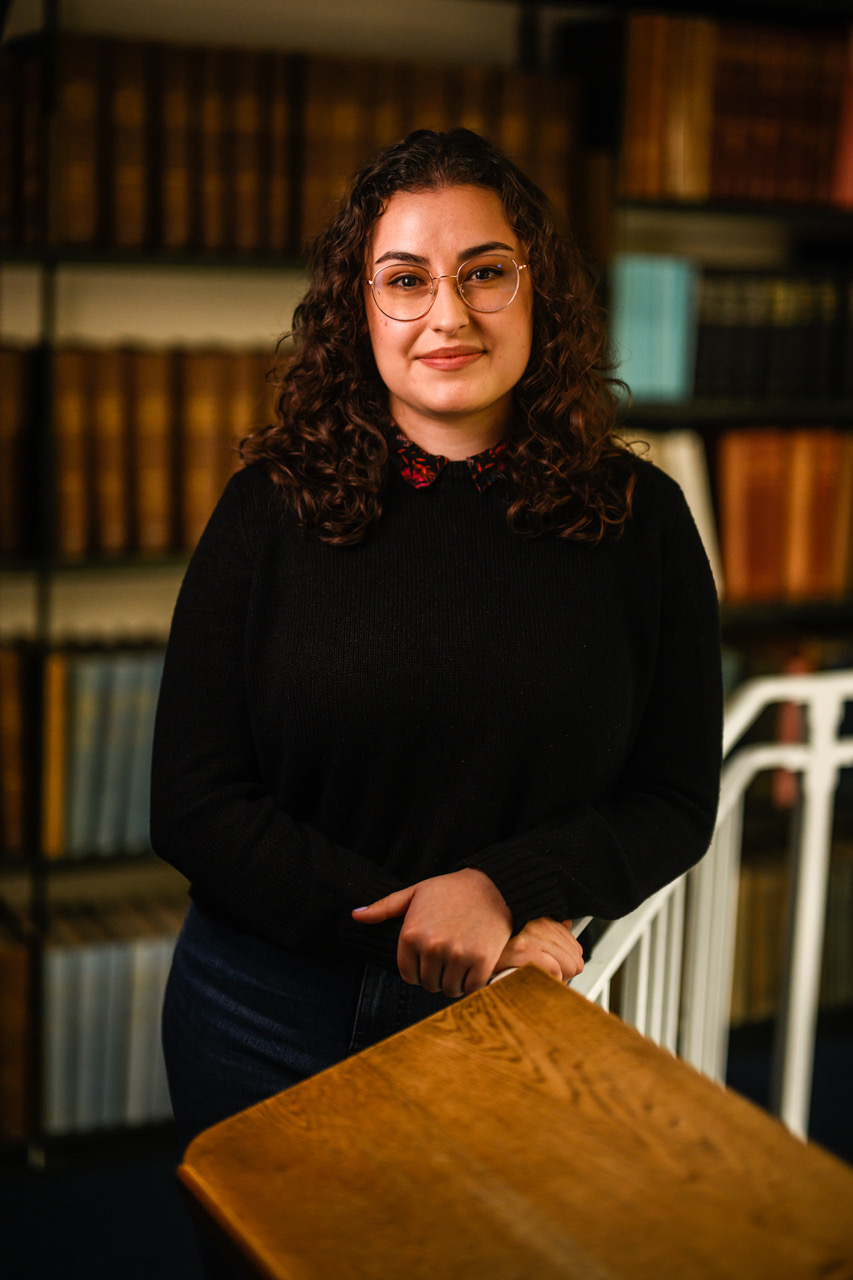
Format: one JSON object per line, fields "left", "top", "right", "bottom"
{"left": 241, "top": 127, "right": 634, "bottom": 545}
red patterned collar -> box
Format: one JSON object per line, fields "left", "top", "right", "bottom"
{"left": 391, "top": 430, "right": 506, "bottom": 492}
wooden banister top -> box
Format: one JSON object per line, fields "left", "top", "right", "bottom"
{"left": 179, "top": 965, "right": 853, "bottom": 1279}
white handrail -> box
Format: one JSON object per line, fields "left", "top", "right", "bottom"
{"left": 572, "top": 669, "right": 853, "bottom": 1140}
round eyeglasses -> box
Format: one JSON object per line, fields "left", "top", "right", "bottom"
{"left": 367, "top": 253, "right": 528, "bottom": 322}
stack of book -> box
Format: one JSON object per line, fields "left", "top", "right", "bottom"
{"left": 609, "top": 261, "right": 853, "bottom": 407}
{"left": 39, "top": 648, "right": 165, "bottom": 860}
{"left": 0, "top": 33, "right": 581, "bottom": 255}
{"left": 620, "top": 12, "right": 853, "bottom": 206}
{"left": 39, "top": 897, "right": 184, "bottom": 1135}
{"left": 694, "top": 273, "right": 845, "bottom": 402}
{"left": 717, "top": 427, "right": 853, "bottom": 604}
{"left": 51, "top": 344, "right": 275, "bottom": 560}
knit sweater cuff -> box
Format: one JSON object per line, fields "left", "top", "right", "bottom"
{"left": 458, "top": 845, "right": 567, "bottom": 931}
{"left": 340, "top": 915, "right": 402, "bottom": 972}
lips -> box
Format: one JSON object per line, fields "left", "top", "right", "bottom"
{"left": 416, "top": 346, "right": 484, "bottom": 370}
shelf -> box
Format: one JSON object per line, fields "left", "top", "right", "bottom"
{"left": 721, "top": 599, "right": 853, "bottom": 637}
{"left": 28, "top": 850, "right": 161, "bottom": 874}
{"left": 619, "top": 199, "right": 853, "bottom": 231}
{"left": 0, "top": 555, "right": 191, "bottom": 574}
{"left": 622, "top": 402, "right": 853, "bottom": 427}
{"left": 0, "top": 246, "right": 306, "bottom": 272}
{"left": 517, "top": 0, "right": 853, "bottom": 22}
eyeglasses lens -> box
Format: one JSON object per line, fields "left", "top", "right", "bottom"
{"left": 373, "top": 255, "right": 519, "bottom": 320}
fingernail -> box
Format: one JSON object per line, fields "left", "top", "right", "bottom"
{"left": 352, "top": 906, "right": 368, "bottom": 913}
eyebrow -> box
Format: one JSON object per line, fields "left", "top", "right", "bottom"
{"left": 373, "top": 241, "right": 516, "bottom": 267}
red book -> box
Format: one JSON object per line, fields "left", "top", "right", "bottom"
{"left": 718, "top": 427, "right": 789, "bottom": 603}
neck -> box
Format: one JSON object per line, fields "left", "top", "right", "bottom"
{"left": 390, "top": 403, "right": 511, "bottom": 460}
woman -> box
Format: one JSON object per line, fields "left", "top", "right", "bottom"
{"left": 153, "top": 128, "right": 722, "bottom": 1159}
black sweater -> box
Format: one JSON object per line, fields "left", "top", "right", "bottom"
{"left": 150, "top": 455, "right": 723, "bottom": 972}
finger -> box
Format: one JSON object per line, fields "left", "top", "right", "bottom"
{"left": 352, "top": 886, "right": 416, "bottom": 922}
{"left": 396, "top": 935, "right": 421, "bottom": 987}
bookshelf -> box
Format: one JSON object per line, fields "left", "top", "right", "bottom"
{"left": 2, "top": 0, "right": 853, "bottom": 1155}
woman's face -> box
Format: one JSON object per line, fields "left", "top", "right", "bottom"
{"left": 365, "top": 185, "right": 533, "bottom": 451}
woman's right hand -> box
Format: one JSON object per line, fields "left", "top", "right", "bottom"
{"left": 493, "top": 917, "right": 584, "bottom": 983}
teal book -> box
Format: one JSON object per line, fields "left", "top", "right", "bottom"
{"left": 610, "top": 253, "right": 698, "bottom": 403}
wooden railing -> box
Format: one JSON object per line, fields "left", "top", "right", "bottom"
{"left": 572, "top": 670, "right": 853, "bottom": 1139}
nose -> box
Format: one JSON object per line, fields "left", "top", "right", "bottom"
{"left": 428, "top": 274, "right": 469, "bottom": 330}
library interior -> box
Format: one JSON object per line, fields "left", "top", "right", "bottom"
{"left": 1, "top": 0, "right": 853, "bottom": 1277}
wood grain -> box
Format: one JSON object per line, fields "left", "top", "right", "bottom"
{"left": 179, "top": 966, "right": 853, "bottom": 1280}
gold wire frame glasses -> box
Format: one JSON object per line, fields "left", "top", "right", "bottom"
{"left": 367, "top": 253, "right": 528, "bottom": 322}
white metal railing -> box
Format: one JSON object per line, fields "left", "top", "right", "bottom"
{"left": 572, "top": 669, "right": 853, "bottom": 1139}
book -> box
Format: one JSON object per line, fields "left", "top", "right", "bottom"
{"left": 0, "top": 920, "right": 32, "bottom": 1142}
{"left": 178, "top": 349, "right": 229, "bottom": 551}
{"left": 199, "top": 46, "right": 230, "bottom": 253}
{"left": 106, "top": 38, "right": 154, "bottom": 249}
{"left": 91, "top": 348, "right": 130, "bottom": 557}
{"left": 19, "top": 51, "right": 45, "bottom": 246}
{"left": 0, "top": 647, "right": 27, "bottom": 857}
{"left": 94, "top": 902, "right": 136, "bottom": 1129}
{"left": 0, "top": 345, "right": 30, "bottom": 558}
{"left": 610, "top": 254, "right": 698, "bottom": 403}
{"left": 53, "top": 35, "right": 103, "bottom": 246}
{"left": 231, "top": 48, "right": 265, "bottom": 254}
{"left": 158, "top": 41, "right": 202, "bottom": 251}
{"left": 662, "top": 16, "right": 716, "bottom": 201}
{"left": 263, "top": 51, "right": 295, "bottom": 255}
{"left": 122, "top": 651, "right": 164, "bottom": 854}
{"left": 127, "top": 347, "right": 176, "bottom": 556}
{"left": 40, "top": 651, "right": 69, "bottom": 860}
{"left": 832, "top": 30, "right": 853, "bottom": 209}
{"left": 64, "top": 653, "right": 112, "bottom": 858}
{"left": 53, "top": 347, "right": 94, "bottom": 560}
{"left": 300, "top": 55, "right": 370, "bottom": 249}
{"left": 93, "top": 654, "right": 142, "bottom": 856}
{"left": 0, "top": 54, "right": 16, "bottom": 245}
{"left": 122, "top": 900, "right": 174, "bottom": 1126}
{"left": 784, "top": 429, "right": 853, "bottom": 601}
{"left": 619, "top": 13, "right": 670, "bottom": 199}
{"left": 717, "top": 428, "right": 789, "bottom": 603}
{"left": 628, "top": 430, "right": 724, "bottom": 598}
{"left": 41, "top": 912, "right": 84, "bottom": 1134}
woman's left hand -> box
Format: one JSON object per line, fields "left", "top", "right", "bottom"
{"left": 353, "top": 868, "right": 513, "bottom": 998}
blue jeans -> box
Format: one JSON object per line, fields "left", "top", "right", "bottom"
{"left": 163, "top": 904, "right": 457, "bottom": 1278}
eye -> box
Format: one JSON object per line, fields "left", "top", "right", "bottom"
{"left": 383, "top": 268, "right": 429, "bottom": 291}
{"left": 464, "top": 261, "right": 506, "bottom": 284}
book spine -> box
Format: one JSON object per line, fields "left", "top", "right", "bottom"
{"left": 0, "top": 346, "right": 29, "bottom": 558}
{"left": 158, "top": 42, "right": 201, "bottom": 251}
{"left": 40, "top": 651, "right": 68, "bottom": 860}
{"left": 90, "top": 348, "right": 130, "bottom": 557}
{"left": 0, "top": 648, "right": 26, "bottom": 858}
{"left": 52, "top": 348, "right": 93, "bottom": 560}
{"left": 232, "top": 49, "right": 264, "bottom": 254}
{"left": 127, "top": 348, "right": 176, "bottom": 555}
{"left": 263, "top": 52, "right": 295, "bottom": 255}
{"left": 199, "top": 47, "right": 229, "bottom": 253}
{"left": 53, "top": 35, "right": 103, "bottom": 246}
{"left": 0, "top": 929, "right": 32, "bottom": 1141}
{"left": 178, "top": 349, "right": 228, "bottom": 551}
{"left": 106, "top": 39, "right": 154, "bottom": 250}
